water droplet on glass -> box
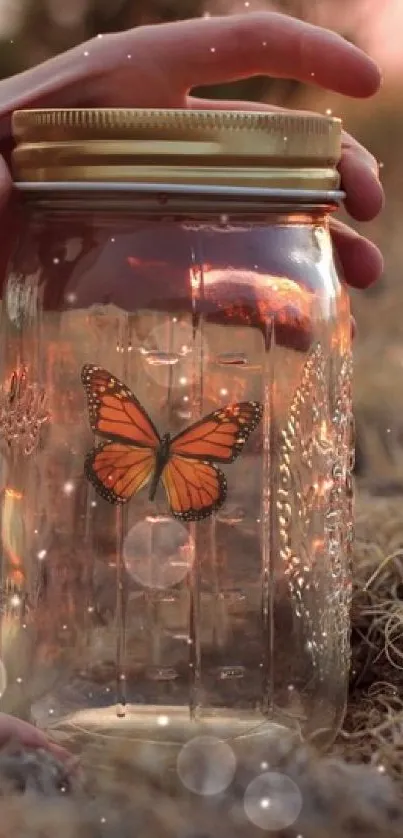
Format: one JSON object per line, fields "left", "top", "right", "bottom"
{"left": 177, "top": 736, "right": 236, "bottom": 795}
{"left": 244, "top": 772, "right": 302, "bottom": 830}
{"left": 123, "top": 516, "right": 194, "bottom": 589}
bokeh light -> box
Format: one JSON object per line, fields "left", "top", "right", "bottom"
{"left": 138, "top": 320, "right": 205, "bottom": 388}
{"left": 177, "top": 735, "right": 236, "bottom": 795}
{"left": 243, "top": 771, "right": 302, "bottom": 830}
{"left": 123, "top": 515, "right": 194, "bottom": 589}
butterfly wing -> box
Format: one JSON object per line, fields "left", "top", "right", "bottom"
{"left": 169, "top": 401, "right": 263, "bottom": 463}
{"left": 81, "top": 365, "right": 160, "bottom": 448}
{"left": 162, "top": 457, "right": 226, "bottom": 521}
{"left": 85, "top": 441, "right": 156, "bottom": 504}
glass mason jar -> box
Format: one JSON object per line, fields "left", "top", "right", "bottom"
{"left": 0, "top": 109, "right": 353, "bottom": 756}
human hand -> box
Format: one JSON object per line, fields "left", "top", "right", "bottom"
{"left": 0, "top": 713, "right": 73, "bottom": 764}
{"left": 0, "top": 12, "right": 384, "bottom": 289}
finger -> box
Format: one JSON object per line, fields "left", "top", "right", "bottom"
{"left": 330, "top": 218, "right": 384, "bottom": 289}
{"left": 339, "top": 145, "right": 384, "bottom": 221}
{"left": 148, "top": 13, "right": 381, "bottom": 96}
{"left": 190, "top": 95, "right": 384, "bottom": 224}
{"left": 188, "top": 96, "right": 282, "bottom": 111}
{"left": 0, "top": 155, "right": 11, "bottom": 212}
{"left": 0, "top": 714, "right": 73, "bottom": 762}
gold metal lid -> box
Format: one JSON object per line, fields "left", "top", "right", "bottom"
{"left": 12, "top": 108, "right": 342, "bottom": 190}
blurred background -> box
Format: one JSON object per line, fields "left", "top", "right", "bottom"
{"left": 0, "top": 0, "right": 401, "bottom": 489}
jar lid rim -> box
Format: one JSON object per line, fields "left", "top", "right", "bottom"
{"left": 12, "top": 108, "right": 342, "bottom": 190}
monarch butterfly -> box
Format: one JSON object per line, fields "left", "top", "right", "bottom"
{"left": 81, "top": 365, "right": 263, "bottom": 522}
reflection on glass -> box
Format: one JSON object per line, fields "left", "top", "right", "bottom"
{"left": 0, "top": 216, "right": 352, "bottom": 750}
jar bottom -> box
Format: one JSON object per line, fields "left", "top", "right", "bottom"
{"left": 30, "top": 698, "right": 341, "bottom": 762}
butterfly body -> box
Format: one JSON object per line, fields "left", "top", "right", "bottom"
{"left": 149, "top": 432, "right": 171, "bottom": 501}
{"left": 81, "top": 364, "right": 263, "bottom": 522}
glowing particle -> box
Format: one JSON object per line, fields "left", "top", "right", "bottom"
{"left": 84, "top": 51, "right": 90, "bottom": 57}
{"left": 325, "top": 108, "right": 333, "bottom": 115}
{"left": 16, "top": 677, "right": 23, "bottom": 684}
{"left": 157, "top": 714, "right": 169, "bottom": 726}
{"left": 127, "top": 54, "right": 132, "bottom": 59}
{"left": 220, "top": 388, "right": 228, "bottom": 397}
{"left": 179, "top": 376, "right": 188, "bottom": 386}
{"left": 63, "top": 481, "right": 75, "bottom": 496}
{"left": 10, "top": 595, "right": 21, "bottom": 607}
{"left": 210, "top": 46, "right": 216, "bottom": 53}
{"left": 53, "top": 257, "right": 60, "bottom": 265}
{"left": 91, "top": 500, "right": 97, "bottom": 507}
{"left": 37, "top": 549, "right": 47, "bottom": 560}
{"left": 262, "top": 41, "right": 267, "bottom": 46}
{"left": 97, "top": 34, "right": 103, "bottom": 39}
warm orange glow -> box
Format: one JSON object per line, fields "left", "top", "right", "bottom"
{"left": 4, "top": 488, "right": 23, "bottom": 501}
{"left": 3, "top": 486, "right": 25, "bottom": 588}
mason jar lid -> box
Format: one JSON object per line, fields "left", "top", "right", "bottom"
{"left": 12, "top": 108, "right": 342, "bottom": 190}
